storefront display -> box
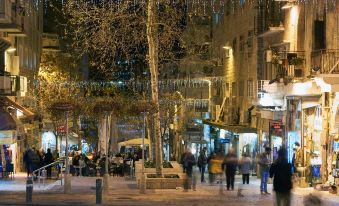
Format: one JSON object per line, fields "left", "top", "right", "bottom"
{"left": 303, "top": 106, "right": 322, "bottom": 185}
{"left": 239, "top": 133, "right": 257, "bottom": 158}
{"left": 269, "top": 121, "right": 284, "bottom": 161}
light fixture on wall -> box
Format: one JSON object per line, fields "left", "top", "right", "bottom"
{"left": 282, "top": 0, "right": 297, "bottom": 9}
{"left": 6, "top": 47, "right": 16, "bottom": 53}
{"left": 222, "top": 45, "right": 232, "bottom": 58}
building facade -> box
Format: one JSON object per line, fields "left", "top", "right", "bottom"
{"left": 0, "top": 0, "right": 43, "bottom": 172}
{"left": 206, "top": 0, "right": 339, "bottom": 186}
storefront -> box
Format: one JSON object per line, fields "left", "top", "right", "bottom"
{"left": 0, "top": 130, "right": 17, "bottom": 174}
{"left": 269, "top": 121, "right": 285, "bottom": 161}
{"left": 303, "top": 105, "right": 322, "bottom": 184}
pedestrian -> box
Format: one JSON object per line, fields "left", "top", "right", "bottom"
{"left": 44, "top": 148, "right": 54, "bottom": 179}
{"left": 224, "top": 148, "right": 238, "bottom": 190}
{"left": 269, "top": 148, "right": 292, "bottom": 206}
{"left": 197, "top": 147, "right": 208, "bottom": 183}
{"left": 239, "top": 153, "right": 251, "bottom": 184}
{"left": 181, "top": 148, "right": 197, "bottom": 191}
{"left": 258, "top": 147, "right": 271, "bottom": 195}
{"left": 207, "top": 153, "right": 217, "bottom": 184}
{"left": 23, "top": 148, "right": 33, "bottom": 177}
{"left": 29, "top": 148, "right": 41, "bottom": 179}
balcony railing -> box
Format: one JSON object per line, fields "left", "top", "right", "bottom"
{"left": 0, "top": 73, "right": 26, "bottom": 96}
{"left": 0, "top": 0, "right": 25, "bottom": 33}
{"left": 311, "top": 49, "right": 339, "bottom": 74}
{"left": 268, "top": 51, "right": 306, "bottom": 79}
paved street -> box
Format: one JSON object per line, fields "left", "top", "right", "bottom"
{"left": 0, "top": 173, "right": 338, "bottom": 205}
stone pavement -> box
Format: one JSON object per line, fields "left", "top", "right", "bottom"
{"left": 0, "top": 173, "right": 338, "bottom": 206}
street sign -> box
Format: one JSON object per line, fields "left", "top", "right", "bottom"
{"left": 220, "top": 138, "right": 230, "bottom": 144}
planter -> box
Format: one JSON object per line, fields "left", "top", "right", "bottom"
{"left": 135, "top": 161, "right": 186, "bottom": 189}
{"left": 135, "top": 161, "right": 183, "bottom": 179}
{"left": 138, "top": 173, "right": 185, "bottom": 189}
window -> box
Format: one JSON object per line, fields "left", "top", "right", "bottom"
{"left": 232, "top": 82, "right": 237, "bottom": 97}
{"left": 240, "top": 35, "right": 245, "bottom": 52}
{"left": 226, "top": 1, "right": 231, "bottom": 15}
{"left": 314, "top": 20, "right": 326, "bottom": 50}
{"left": 247, "top": 30, "right": 253, "bottom": 48}
{"left": 247, "top": 80, "right": 253, "bottom": 97}
{"left": 239, "top": 0, "right": 245, "bottom": 7}
{"left": 239, "top": 81, "right": 244, "bottom": 96}
{"left": 232, "top": 38, "right": 237, "bottom": 53}
{"left": 225, "top": 83, "right": 230, "bottom": 97}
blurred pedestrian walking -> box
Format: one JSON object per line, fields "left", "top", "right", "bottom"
{"left": 258, "top": 147, "right": 271, "bottom": 195}
{"left": 44, "top": 148, "right": 54, "bottom": 179}
{"left": 198, "top": 147, "right": 208, "bottom": 183}
{"left": 181, "top": 148, "right": 197, "bottom": 191}
{"left": 208, "top": 153, "right": 223, "bottom": 185}
{"left": 270, "top": 148, "right": 292, "bottom": 206}
{"left": 224, "top": 149, "right": 238, "bottom": 190}
{"left": 239, "top": 153, "right": 251, "bottom": 184}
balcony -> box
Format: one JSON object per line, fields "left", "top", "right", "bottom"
{"left": 0, "top": 72, "right": 27, "bottom": 96}
{"left": 0, "top": 0, "right": 25, "bottom": 34}
{"left": 311, "top": 49, "right": 339, "bottom": 74}
{"left": 268, "top": 51, "right": 306, "bottom": 80}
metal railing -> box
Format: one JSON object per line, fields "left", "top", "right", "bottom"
{"left": 311, "top": 49, "right": 339, "bottom": 74}
{"left": 32, "top": 157, "right": 65, "bottom": 188}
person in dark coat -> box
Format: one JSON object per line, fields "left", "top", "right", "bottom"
{"left": 44, "top": 148, "right": 54, "bottom": 179}
{"left": 23, "top": 148, "right": 33, "bottom": 177}
{"left": 224, "top": 149, "right": 238, "bottom": 190}
{"left": 181, "top": 148, "right": 197, "bottom": 191}
{"left": 269, "top": 147, "right": 292, "bottom": 206}
{"left": 197, "top": 147, "right": 208, "bottom": 183}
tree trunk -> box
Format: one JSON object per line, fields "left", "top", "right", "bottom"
{"left": 110, "top": 115, "right": 119, "bottom": 154}
{"left": 147, "top": 0, "right": 162, "bottom": 177}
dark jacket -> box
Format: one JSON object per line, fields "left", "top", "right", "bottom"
{"left": 181, "top": 152, "right": 196, "bottom": 171}
{"left": 197, "top": 152, "right": 207, "bottom": 167}
{"left": 224, "top": 153, "right": 238, "bottom": 174}
{"left": 44, "top": 152, "right": 54, "bottom": 165}
{"left": 269, "top": 158, "right": 292, "bottom": 193}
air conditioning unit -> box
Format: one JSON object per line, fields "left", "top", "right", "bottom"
{"left": 0, "top": 76, "right": 11, "bottom": 92}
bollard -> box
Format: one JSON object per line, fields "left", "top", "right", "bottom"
{"left": 26, "top": 177, "right": 33, "bottom": 203}
{"left": 96, "top": 179, "right": 103, "bottom": 204}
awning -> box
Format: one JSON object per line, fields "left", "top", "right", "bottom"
{"left": 0, "top": 97, "right": 34, "bottom": 118}
{"left": 0, "top": 109, "right": 16, "bottom": 130}
{"left": 0, "top": 38, "right": 11, "bottom": 51}
{"left": 203, "top": 120, "right": 257, "bottom": 134}
{"left": 118, "top": 138, "right": 150, "bottom": 146}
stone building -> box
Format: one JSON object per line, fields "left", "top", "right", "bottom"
{"left": 0, "top": 0, "right": 43, "bottom": 172}
{"left": 206, "top": 0, "right": 339, "bottom": 186}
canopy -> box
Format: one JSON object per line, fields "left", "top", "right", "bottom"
{"left": 0, "top": 130, "right": 16, "bottom": 144}
{"left": 118, "top": 138, "right": 150, "bottom": 146}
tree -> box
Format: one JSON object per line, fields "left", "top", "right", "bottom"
{"left": 63, "top": 0, "right": 187, "bottom": 176}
